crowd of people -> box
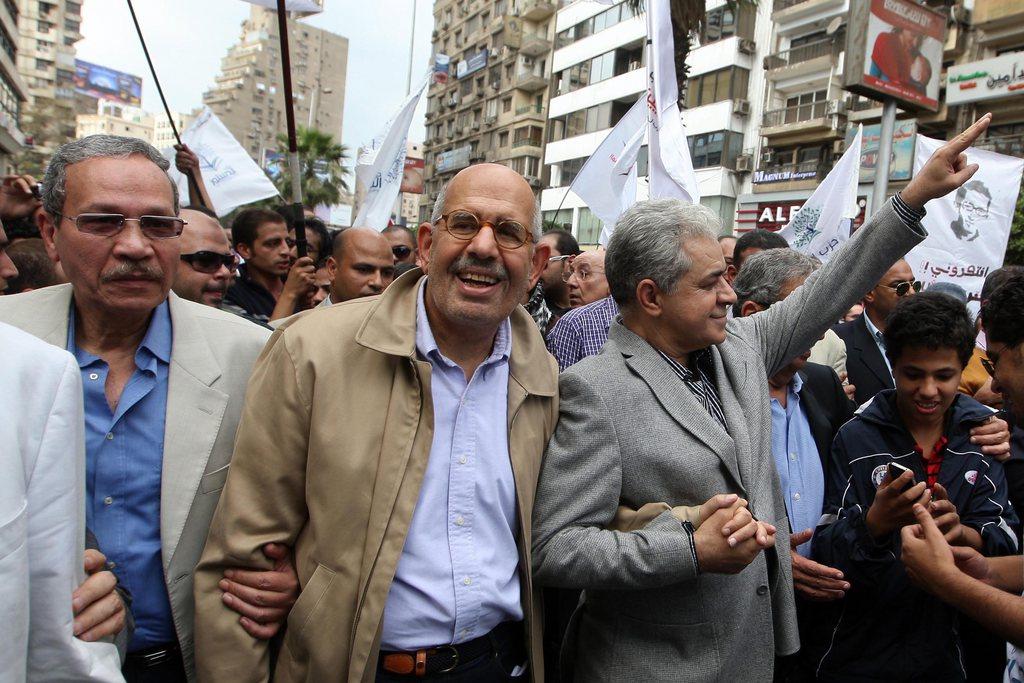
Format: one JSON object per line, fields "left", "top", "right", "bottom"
{"left": 1, "top": 112, "right": 1023, "bottom": 683}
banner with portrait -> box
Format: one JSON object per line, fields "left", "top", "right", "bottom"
{"left": 905, "top": 135, "right": 1024, "bottom": 313}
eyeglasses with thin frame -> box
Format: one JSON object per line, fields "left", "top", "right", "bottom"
{"left": 55, "top": 212, "right": 186, "bottom": 239}
{"left": 434, "top": 209, "right": 533, "bottom": 250}
{"left": 562, "top": 265, "right": 605, "bottom": 283}
{"left": 882, "top": 279, "right": 922, "bottom": 297}
{"left": 180, "top": 251, "right": 239, "bottom": 274}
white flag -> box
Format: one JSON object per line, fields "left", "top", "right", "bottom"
{"left": 646, "top": 0, "right": 700, "bottom": 204}
{"left": 166, "top": 107, "right": 279, "bottom": 217}
{"left": 240, "top": 0, "right": 322, "bottom": 13}
{"left": 779, "top": 125, "right": 863, "bottom": 262}
{"left": 570, "top": 94, "right": 647, "bottom": 245}
{"left": 354, "top": 81, "right": 427, "bottom": 230}
{"left": 905, "top": 135, "right": 1024, "bottom": 314}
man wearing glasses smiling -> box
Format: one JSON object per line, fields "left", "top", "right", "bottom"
{"left": 0, "top": 135, "right": 275, "bottom": 682}
{"left": 834, "top": 258, "right": 923, "bottom": 405}
{"left": 172, "top": 206, "right": 237, "bottom": 309}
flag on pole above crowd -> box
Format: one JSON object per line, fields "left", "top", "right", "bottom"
{"left": 905, "top": 135, "right": 1024, "bottom": 314}
{"left": 568, "top": 94, "right": 647, "bottom": 246}
{"left": 240, "top": 0, "right": 323, "bottom": 13}
{"left": 354, "top": 78, "right": 428, "bottom": 230}
{"left": 646, "top": 0, "right": 700, "bottom": 204}
{"left": 165, "top": 108, "right": 279, "bottom": 217}
{"left": 779, "top": 125, "right": 863, "bottom": 263}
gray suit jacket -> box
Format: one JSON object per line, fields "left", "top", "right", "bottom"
{"left": 0, "top": 285, "right": 271, "bottom": 681}
{"left": 531, "top": 200, "right": 924, "bottom": 682}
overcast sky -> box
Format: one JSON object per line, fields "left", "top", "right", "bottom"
{"left": 76, "top": 0, "right": 435, "bottom": 156}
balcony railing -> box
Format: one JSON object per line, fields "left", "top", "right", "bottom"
{"left": 976, "top": 133, "right": 1024, "bottom": 159}
{"left": 515, "top": 103, "right": 544, "bottom": 116}
{"left": 764, "top": 36, "right": 842, "bottom": 70}
{"left": 512, "top": 138, "right": 543, "bottom": 148}
{"left": 762, "top": 100, "right": 834, "bottom": 127}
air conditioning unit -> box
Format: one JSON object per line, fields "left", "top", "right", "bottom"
{"left": 761, "top": 149, "right": 774, "bottom": 163}
{"left": 738, "top": 39, "right": 756, "bottom": 55}
{"left": 732, "top": 99, "right": 751, "bottom": 116}
{"left": 826, "top": 100, "right": 846, "bottom": 116}
{"left": 484, "top": 114, "right": 497, "bottom": 124}
{"left": 628, "top": 60, "right": 641, "bottom": 71}
{"left": 832, "top": 139, "right": 846, "bottom": 154}
{"left": 735, "top": 154, "right": 753, "bottom": 172}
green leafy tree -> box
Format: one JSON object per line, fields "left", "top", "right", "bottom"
{"left": 273, "top": 126, "right": 350, "bottom": 208}
{"left": 1006, "top": 178, "right": 1024, "bottom": 265}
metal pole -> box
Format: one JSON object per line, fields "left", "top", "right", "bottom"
{"left": 871, "top": 99, "right": 897, "bottom": 215}
{"left": 275, "top": 0, "right": 307, "bottom": 258}
{"left": 125, "top": 0, "right": 205, "bottom": 208}
{"left": 406, "top": 0, "right": 417, "bottom": 96}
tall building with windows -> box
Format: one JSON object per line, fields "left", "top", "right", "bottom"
{"left": 203, "top": 5, "right": 348, "bottom": 166}
{"left": 15, "top": 0, "right": 81, "bottom": 171}
{"left": 542, "top": 0, "right": 765, "bottom": 243}
{"left": 421, "top": 0, "right": 557, "bottom": 222}
{"left": 0, "top": 0, "right": 27, "bottom": 171}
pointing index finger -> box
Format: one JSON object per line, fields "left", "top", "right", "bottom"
{"left": 946, "top": 113, "right": 992, "bottom": 155}
{"left": 912, "top": 502, "right": 945, "bottom": 543}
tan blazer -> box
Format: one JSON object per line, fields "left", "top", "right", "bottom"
{"left": 0, "top": 285, "right": 271, "bottom": 681}
{"left": 809, "top": 328, "right": 847, "bottom": 377}
{"left": 193, "top": 271, "right": 559, "bottom": 683}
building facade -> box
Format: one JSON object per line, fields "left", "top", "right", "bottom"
{"left": 0, "top": 0, "right": 27, "bottom": 171}
{"left": 421, "top": 0, "right": 557, "bottom": 222}
{"left": 75, "top": 100, "right": 197, "bottom": 150}
{"left": 203, "top": 5, "right": 348, "bottom": 166}
{"left": 541, "top": 0, "right": 764, "bottom": 242}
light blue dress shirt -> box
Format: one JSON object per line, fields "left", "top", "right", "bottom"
{"left": 380, "top": 281, "right": 523, "bottom": 650}
{"left": 862, "top": 311, "right": 893, "bottom": 377}
{"left": 770, "top": 373, "right": 825, "bottom": 558}
{"left": 69, "top": 301, "right": 175, "bottom": 651}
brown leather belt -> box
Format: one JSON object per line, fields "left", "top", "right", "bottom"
{"left": 380, "top": 621, "right": 520, "bottom": 677}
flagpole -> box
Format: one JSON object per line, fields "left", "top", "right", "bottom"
{"left": 125, "top": 0, "right": 205, "bottom": 209}
{"left": 275, "top": 0, "right": 308, "bottom": 258}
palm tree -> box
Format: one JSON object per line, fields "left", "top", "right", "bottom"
{"left": 624, "top": 0, "right": 754, "bottom": 106}
{"left": 274, "top": 126, "right": 350, "bottom": 208}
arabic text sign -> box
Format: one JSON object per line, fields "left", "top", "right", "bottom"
{"left": 905, "top": 135, "right": 1024, "bottom": 314}
{"left": 435, "top": 145, "right": 472, "bottom": 173}
{"left": 456, "top": 50, "right": 488, "bottom": 80}
{"left": 947, "top": 52, "right": 1024, "bottom": 105}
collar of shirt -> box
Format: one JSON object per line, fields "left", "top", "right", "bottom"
{"left": 415, "top": 278, "right": 511, "bottom": 369}
{"left": 68, "top": 299, "right": 173, "bottom": 371}
{"left": 659, "top": 346, "right": 714, "bottom": 380}
{"left": 862, "top": 311, "right": 893, "bottom": 374}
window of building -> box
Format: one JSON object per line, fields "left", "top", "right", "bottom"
{"left": 783, "top": 89, "right": 827, "bottom": 122}
{"left": 700, "top": 4, "right": 755, "bottom": 44}
{"left": 548, "top": 99, "right": 632, "bottom": 142}
{"left": 513, "top": 125, "right": 543, "bottom": 146}
{"left": 37, "top": 20, "right": 53, "bottom": 33}
{"left": 689, "top": 130, "right": 744, "bottom": 169}
{"left": 577, "top": 207, "right": 602, "bottom": 245}
{"left": 498, "top": 130, "right": 509, "bottom": 147}
{"left": 510, "top": 155, "right": 540, "bottom": 177}
{"left": 685, "top": 67, "right": 749, "bottom": 108}
{"left": 555, "top": 2, "right": 639, "bottom": 49}
{"left": 542, "top": 209, "right": 573, "bottom": 231}
{"left": 556, "top": 157, "right": 587, "bottom": 187}
{"left": 700, "top": 196, "right": 737, "bottom": 230}
{"left": 790, "top": 31, "right": 827, "bottom": 48}
{"left": 0, "top": 72, "right": 19, "bottom": 122}
{"left": 502, "top": 96, "right": 512, "bottom": 112}
{"left": 460, "top": 79, "right": 473, "bottom": 96}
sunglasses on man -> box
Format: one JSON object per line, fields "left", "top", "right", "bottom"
{"left": 392, "top": 245, "right": 413, "bottom": 259}
{"left": 180, "top": 251, "right": 239, "bottom": 274}
{"left": 882, "top": 280, "right": 922, "bottom": 297}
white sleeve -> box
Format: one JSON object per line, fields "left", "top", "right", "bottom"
{"left": 25, "top": 355, "right": 124, "bottom": 682}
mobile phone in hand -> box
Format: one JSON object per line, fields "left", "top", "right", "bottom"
{"left": 888, "top": 461, "right": 915, "bottom": 489}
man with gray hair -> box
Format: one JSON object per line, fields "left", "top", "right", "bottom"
{"left": 194, "top": 163, "right": 557, "bottom": 681}
{"left": 531, "top": 115, "right": 997, "bottom": 681}
{"left": 0, "top": 134, "right": 279, "bottom": 682}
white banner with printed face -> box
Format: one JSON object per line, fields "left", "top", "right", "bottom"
{"left": 905, "top": 135, "right": 1024, "bottom": 313}
{"left": 166, "top": 107, "right": 280, "bottom": 217}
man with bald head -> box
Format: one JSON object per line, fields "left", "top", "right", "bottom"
{"left": 172, "top": 207, "right": 237, "bottom": 308}
{"left": 195, "top": 163, "right": 557, "bottom": 681}
{"left": 383, "top": 224, "right": 418, "bottom": 266}
{"left": 834, "top": 258, "right": 921, "bottom": 404}
{"left": 323, "top": 226, "right": 396, "bottom": 305}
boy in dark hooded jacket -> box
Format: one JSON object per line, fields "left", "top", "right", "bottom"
{"left": 811, "top": 292, "right": 1018, "bottom": 682}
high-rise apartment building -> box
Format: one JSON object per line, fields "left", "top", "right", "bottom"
{"left": 421, "top": 0, "right": 557, "bottom": 222}
{"left": 0, "top": 0, "right": 28, "bottom": 171}
{"left": 75, "top": 100, "right": 197, "bottom": 150}
{"left": 15, "top": 0, "right": 81, "bottom": 171}
{"left": 203, "top": 5, "right": 348, "bottom": 167}
{"left": 542, "top": 0, "right": 764, "bottom": 242}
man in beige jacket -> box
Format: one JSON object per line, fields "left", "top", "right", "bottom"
{"left": 194, "top": 164, "right": 558, "bottom": 682}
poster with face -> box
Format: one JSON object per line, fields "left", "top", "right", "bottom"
{"left": 905, "top": 135, "right": 1024, "bottom": 314}
{"left": 845, "top": 0, "right": 945, "bottom": 111}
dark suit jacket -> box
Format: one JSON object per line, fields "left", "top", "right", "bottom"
{"left": 833, "top": 314, "right": 893, "bottom": 406}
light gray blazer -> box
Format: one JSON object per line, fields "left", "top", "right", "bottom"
{"left": 531, "top": 200, "right": 924, "bottom": 682}
{"left": 0, "top": 285, "right": 271, "bottom": 681}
